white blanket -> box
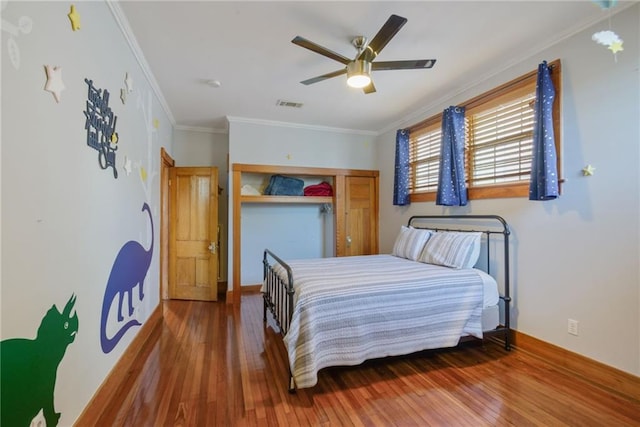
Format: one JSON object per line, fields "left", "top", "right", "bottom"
{"left": 275, "top": 254, "right": 487, "bottom": 388}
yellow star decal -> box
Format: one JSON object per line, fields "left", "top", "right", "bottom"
{"left": 582, "top": 164, "right": 596, "bottom": 176}
{"left": 608, "top": 41, "right": 624, "bottom": 54}
{"left": 110, "top": 132, "right": 119, "bottom": 144}
{"left": 153, "top": 118, "right": 160, "bottom": 129}
{"left": 140, "top": 166, "right": 147, "bottom": 182}
{"left": 68, "top": 5, "right": 81, "bottom": 31}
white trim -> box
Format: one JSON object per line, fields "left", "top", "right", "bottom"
{"left": 107, "top": 1, "right": 176, "bottom": 126}
{"left": 378, "top": 4, "right": 635, "bottom": 135}
{"left": 226, "top": 116, "right": 377, "bottom": 137}
{"left": 108, "top": 1, "right": 633, "bottom": 137}
{"left": 174, "top": 125, "right": 228, "bottom": 135}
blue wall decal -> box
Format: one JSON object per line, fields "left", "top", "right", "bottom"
{"left": 100, "top": 203, "right": 154, "bottom": 353}
{"left": 84, "top": 78, "right": 118, "bottom": 178}
{"left": 0, "top": 294, "right": 79, "bottom": 427}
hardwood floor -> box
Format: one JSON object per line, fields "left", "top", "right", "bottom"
{"left": 86, "top": 295, "right": 640, "bottom": 426}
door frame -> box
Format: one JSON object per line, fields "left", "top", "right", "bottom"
{"left": 160, "top": 147, "right": 175, "bottom": 300}
{"left": 230, "top": 163, "right": 379, "bottom": 306}
{"left": 168, "top": 166, "right": 219, "bottom": 301}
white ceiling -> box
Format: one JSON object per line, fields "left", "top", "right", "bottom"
{"left": 116, "top": 1, "right": 623, "bottom": 134}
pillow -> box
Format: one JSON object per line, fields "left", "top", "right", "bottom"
{"left": 391, "top": 226, "right": 432, "bottom": 261}
{"left": 418, "top": 231, "right": 482, "bottom": 269}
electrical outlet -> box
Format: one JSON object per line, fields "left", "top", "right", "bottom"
{"left": 568, "top": 319, "right": 579, "bottom": 336}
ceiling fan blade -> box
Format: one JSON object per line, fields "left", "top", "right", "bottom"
{"left": 300, "top": 69, "right": 347, "bottom": 85}
{"left": 292, "top": 36, "right": 351, "bottom": 65}
{"left": 372, "top": 59, "right": 436, "bottom": 71}
{"left": 358, "top": 14, "right": 407, "bottom": 61}
{"left": 363, "top": 80, "right": 376, "bottom": 94}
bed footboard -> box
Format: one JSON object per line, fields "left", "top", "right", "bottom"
{"left": 262, "top": 249, "right": 296, "bottom": 392}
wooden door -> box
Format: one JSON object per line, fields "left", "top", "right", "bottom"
{"left": 169, "top": 167, "right": 219, "bottom": 301}
{"left": 343, "top": 176, "right": 378, "bottom": 256}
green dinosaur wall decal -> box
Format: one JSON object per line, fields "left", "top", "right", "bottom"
{"left": 0, "top": 294, "right": 79, "bottom": 426}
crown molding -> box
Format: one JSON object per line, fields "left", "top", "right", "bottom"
{"left": 226, "top": 116, "right": 377, "bottom": 137}
{"left": 107, "top": 1, "right": 175, "bottom": 126}
{"left": 174, "top": 125, "right": 228, "bottom": 135}
{"left": 377, "top": 3, "right": 636, "bottom": 136}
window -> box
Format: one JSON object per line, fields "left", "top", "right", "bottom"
{"left": 409, "top": 59, "right": 561, "bottom": 202}
{"left": 408, "top": 115, "right": 441, "bottom": 198}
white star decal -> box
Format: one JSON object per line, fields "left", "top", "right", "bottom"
{"left": 123, "top": 156, "right": 132, "bottom": 176}
{"left": 124, "top": 72, "right": 133, "bottom": 93}
{"left": 44, "top": 65, "right": 65, "bottom": 103}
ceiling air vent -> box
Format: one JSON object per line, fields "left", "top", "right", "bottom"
{"left": 276, "top": 99, "right": 303, "bottom": 108}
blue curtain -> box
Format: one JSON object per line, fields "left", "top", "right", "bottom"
{"left": 393, "top": 129, "right": 410, "bottom": 206}
{"left": 529, "top": 61, "right": 559, "bottom": 201}
{"left": 436, "top": 106, "right": 467, "bottom": 206}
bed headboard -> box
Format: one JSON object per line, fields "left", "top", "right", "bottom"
{"left": 407, "top": 214, "right": 511, "bottom": 342}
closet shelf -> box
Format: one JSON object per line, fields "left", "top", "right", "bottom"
{"left": 240, "top": 195, "right": 333, "bottom": 204}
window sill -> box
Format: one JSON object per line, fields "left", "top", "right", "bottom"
{"left": 410, "top": 181, "right": 556, "bottom": 202}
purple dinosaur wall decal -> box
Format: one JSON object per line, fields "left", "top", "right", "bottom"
{"left": 100, "top": 203, "right": 154, "bottom": 353}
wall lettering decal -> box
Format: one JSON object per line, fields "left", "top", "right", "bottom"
{"left": 100, "top": 203, "right": 154, "bottom": 353}
{"left": 0, "top": 294, "right": 79, "bottom": 427}
{"left": 84, "top": 78, "right": 118, "bottom": 178}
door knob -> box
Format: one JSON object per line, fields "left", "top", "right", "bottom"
{"left": 346, "top": 236, "right": 352, "bottom": 247}
{"left": 208, "top": 242, "right": 217, "bottom": 254}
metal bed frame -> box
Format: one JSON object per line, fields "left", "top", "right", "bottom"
{"left": 262, "top": 214, "right": 512, "bottom": 392}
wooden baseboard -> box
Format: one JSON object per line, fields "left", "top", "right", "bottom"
{"left": 74, "top": 304, "right": 163, "bottom": 425}
{"left": 499, "top": 330, "right": 640, "bottom": 403}
{"left": 217, "top": 281, "right": 227, "bottom": 296}
{"left": 241, "top": 284, "right": 262, "bottom": 294}
{"left": 226, "top": 284, "right": 262, "bottom": 304}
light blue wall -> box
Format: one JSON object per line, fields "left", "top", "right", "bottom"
{"left": 241, "top": 205, "right": 331, "bottom": 284}
{"left": 228, "top": 118, "right": 377, "bottom": 169}
{"left": 1, "top": 1, "right": 172, "bottom": 423}
{"left": 228, "top": 119, "right": 377, "bottom": 285}
{"left": 376, "top": 5, "right": 640, "bottom": 376}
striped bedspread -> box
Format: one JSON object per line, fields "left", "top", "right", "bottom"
{"left": 275, "top": 254, "right": 486, "bottom": 389}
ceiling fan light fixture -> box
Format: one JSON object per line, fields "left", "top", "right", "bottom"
{"left": 346, "top": 60, "right": 372, "bottom": 88}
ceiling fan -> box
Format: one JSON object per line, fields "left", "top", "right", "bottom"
{"left": 292, "top": 14, "right": 436, "bottom": 94}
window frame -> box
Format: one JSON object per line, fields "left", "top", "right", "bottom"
{"left": 408, "top": 59, "right": 562, "bottom": 203}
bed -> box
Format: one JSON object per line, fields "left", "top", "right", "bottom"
{"left": 262, "top": 214, "right": 511, "bottom": 392}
